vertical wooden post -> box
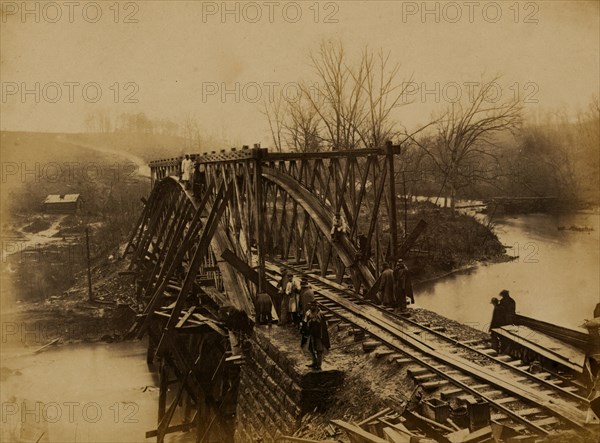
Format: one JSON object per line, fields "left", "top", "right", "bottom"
{"left": 158, "top": 359, "right": 168, "bottom": 423}
{"left": 85, "top": 227, "right": 93, "bottom": 302}
{"left": 386, "top": 141, "right": 399, "bottom": 263}
{"left": 253, "top": 147, "right": 266, "bottom": 293}
{"left": 403, "top": 171, "right": 408, "bottom": 239}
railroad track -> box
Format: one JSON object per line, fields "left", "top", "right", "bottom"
{"left": 266, "top": 259, "right": 592, "bottom": 438}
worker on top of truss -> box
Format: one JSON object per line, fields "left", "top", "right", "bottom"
{"left": 331, "top": 213, "right": 349, "bottom": 242}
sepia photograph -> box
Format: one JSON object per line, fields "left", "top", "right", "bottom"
{"left": 1, "top": 1, "right": 599, "bottom": 442}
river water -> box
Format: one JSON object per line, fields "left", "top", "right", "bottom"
{"left": 415, "top": 210, "right": 600, "bottom": 331}
{"left": 1, "top": 341, "right": 161, "bottom": 443}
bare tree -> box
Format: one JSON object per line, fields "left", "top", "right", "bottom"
{"left": 300, "top": 40, "right": 364, "bottom": 150}
{"left": 262, "top": 85, "right": 321, "bottom": 152}
{"left": 354, "top": 48, "right": 415, "bottom": 148}
{"left": 414, "top": 76, "right": 522, "bottom": 211}
{"left": 283, "top": 94, "right": 322, "bottom": 152}
{"left": 262, "top": 95, "right": 286, "bottom": 152}
{"left": 298, "top": 40, "right": 413, "bottom": 150}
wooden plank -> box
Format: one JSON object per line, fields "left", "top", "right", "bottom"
{"left": 357, "top": 408, "right": 392, "bottom": 427}
{"left": 461, "top": 425, "right": 492, "bottom": 443}
{"left": 156, "top": 372, "right": 189, "bottom": 443}
{"left": 401, "top": 410, "right": 453, "bottom": 443}
{"left": 516, "top": 314, "right": 588, "bottom": 350}
{"left": 221, "top": 248, "right": 279, "bottom": 300}
{"left": 33, "top": 338, "right": 60, "bottom": 354}
{"left": 145, "top": 419, "right": 195, "bottom": 438}
{"left": 493, "top": 326, "right": 584, "bottom": 372}
{"left": 275, "top": 437, "right": 337, "bottom": 443}
{"left": 397, "top": 219, "right": 428, "bottom": 259}
{"left": 175, "top": 306, "right": 196, "bottom": 329}
{"left": 331, "top": 420, "right": 388, "bottom": 443}
{"left": 381, "top": 426, "right": 412, "bottom": 443}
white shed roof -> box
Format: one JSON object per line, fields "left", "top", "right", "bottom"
{"left": 43, "top": 194, "right": 81, "bottom": 204}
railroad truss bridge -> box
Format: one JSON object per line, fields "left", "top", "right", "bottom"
{"left": 124, "top": 144, "right": 596, "bottom": 443}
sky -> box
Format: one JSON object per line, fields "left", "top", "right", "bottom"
{"left": 1, "top": 0, "right": 599, "bottom": 147}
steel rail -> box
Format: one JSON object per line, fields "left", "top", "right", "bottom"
{"left": 270, "top": 260, "right": 590, "bottom": 436}
{"left": 301, "top": 268, "right": 588, "bottom": 404}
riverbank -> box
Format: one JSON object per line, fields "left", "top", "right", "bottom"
{"left": 416, "top": 210, "right": 600, "bottom": 330}
{"left": 401, "top": 201, "right": 508, "bottom": 283}
{"left": 1, "top": 254, "right": 137, "bottom": 350}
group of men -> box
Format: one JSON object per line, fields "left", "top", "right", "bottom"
{"left": 273, "top": 270, "right": 331, "bottom": 370}
{"left": 378, "top": 259, "right": 414, "bottom": 311}
{"left": 180, "top": 154, "right": 206, "bottom": 197}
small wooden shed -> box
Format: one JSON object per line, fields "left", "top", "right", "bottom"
{"left": 42, "top": 194, "right": 83, "bottom": 214}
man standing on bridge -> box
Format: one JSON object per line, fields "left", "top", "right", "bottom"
{"left": 304, "top": 301, "right": 330, "bottom": 370}
{"left": 394, "top": 259, "right": 414, "bottom": 311}
{"left": 180, "top": 154, "right": 193, "bottom": 189}
{"left": 299, "top": 278, "right": 315, "bottom": 318}
{"left": 379, "top": 262, "right": 396, "bottom": 307}
{"left": 278, "top": 269, "right": 291, "bottom": 326}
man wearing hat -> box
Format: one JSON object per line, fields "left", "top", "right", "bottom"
{"left": 180, "top": 154, "right": 193, "bottom": 189}
{"left": 278, "top": 269, "right": 291, "bottom": 326}
{"left": 378, "top": 262, "right": 395, "bottom": 307}
{"left": 490, "top": 289, "right": 516, "bottom": 329}
{"left": 394, "top": 259, "right": 414, "bottom": 311}
{"left": 490, "top": 289, "right": 516, "bottom": 351}
{"left": 304, "top": 301, "right": 330, "bottom": 370}
{"left": 299, "top": 278, "right": 315, "bottom": 317}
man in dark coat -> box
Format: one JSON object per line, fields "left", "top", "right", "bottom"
{"left": 299, "top": 278, "right": 315, "bottom": 317}
{"left": 278, "top": 269, "right": 291, "bottom": 325}
{"left": 394, "top": 259, "right": 414, "bottom": 310}
{"left": 379, "top": 263, "right": 395, "bottom": 307}
{"left": 489, "top": 289, "right": 516, "bottom": 351}
{"left": 304, "top": 301, "right": 330, "bottom": 370}
{"left": 357, "top": 232, "right": 370, "bottom": 262}
{"left": 256, "top": 292, "right": 272, "bottom": 325}
{"left": 490, "top": 289, "right": 516, "bottom": 329}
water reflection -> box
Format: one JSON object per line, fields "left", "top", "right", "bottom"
{"left": 416, "top": 210, "right": 600, "bottom": 330}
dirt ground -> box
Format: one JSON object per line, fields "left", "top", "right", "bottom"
{"left": 1, "top": 256, "right": 137, "bottom": 350}
{"left": 281, "top": 308, "right": 491, "bottom": 441}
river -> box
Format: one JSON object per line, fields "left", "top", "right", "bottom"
{"left": 415, "top": 209, "right": 600, "bottom": 331}
{"left": 1, "top": 341, "right": 162, "bottom": 443}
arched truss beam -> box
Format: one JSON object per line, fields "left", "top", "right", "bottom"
{"left": 261, "top": 168, "right": 376, "bottom": 289}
